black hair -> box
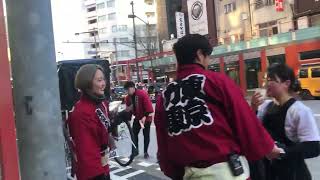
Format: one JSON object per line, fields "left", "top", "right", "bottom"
{"left": 173, "top": 34, "right": 213, "bottom": 65}
{"left": 124, "top": 81, "right": 135, "bottom": 90}
{"left": 267, "top": 63, "right": 301, "bottom": 92}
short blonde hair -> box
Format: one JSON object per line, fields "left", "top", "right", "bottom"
{"left": 75, "top": 64, "right": 105, "bottom": 92}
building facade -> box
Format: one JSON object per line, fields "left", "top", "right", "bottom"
{"left": 215, "top": 0, "right": 251, "bottom": 45}
{"left": 81, "top": 0, "right": 158, "bottom": 83}
{"left": 294, "top": 0, "right": 320, "bottom": 29}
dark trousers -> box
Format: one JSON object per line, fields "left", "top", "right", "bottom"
{"left": 132, "top": 120, "right": 151, "bottom": 154}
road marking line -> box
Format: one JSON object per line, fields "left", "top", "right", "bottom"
{"left": 121, "top": 157, "right": 130, "bottom": 162}
{"left": 314, "top": 114, "right": 320, "bottom": 117}
{"left": 110, "top": 166, "right": 131, "bottom": 174}
{"left": 137, "top": 161, "right": 154, "bottom": 167}
{"left": 121, "top": 170, "right": 145, "bottom": 178}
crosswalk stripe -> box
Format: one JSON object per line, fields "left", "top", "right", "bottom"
{"left": 121, "top": 170, "right": 145, "bottom": 178}
{"left": 110, "top": 166, "right": 131, "bottom": 174}
{"left": 314, "top": 114, "right": 320, "bottom": 117}
{"left": 121, "top": 157, "right": 130, "bottom": 162}
{"left": 137, "top": 161, "right": 154, "bottom": 167}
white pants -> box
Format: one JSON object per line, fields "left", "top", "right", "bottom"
{"left": 183, "top": 156, "right": 250, "bottom": 180}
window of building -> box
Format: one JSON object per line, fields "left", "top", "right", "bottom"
{"left": 99, "top": 28, "right": 107, "bottom": 34}
{"left": 299, "top": 69, "right": 308, "bottom": 78}
{"left": 88, "top": 19, "right": 97, "bottom": 24}
{"left": 119, "top": 37, "right": 129, "bottom": 43}
{"left": 146, "top": 12, "right": 155, "bottom": 18}
{"left": 89, "top": 31, "right": 97, "bottom": 37}
{"left": 224, "top": 2, "right": 236, "bottom": 14}
{"left": 87, "top": 6, "right": 96, "bottom": 12}
{"left": 224, "top": 37, "right": 231, "bottom": 45}
{"left": 265, "top": 0, "right": 275, "bottom": 6}
{"left": 258, "top": 21, "right": 278, "bottom": 37}
{"left": 97, "top": 3, "right": 105, "bottom": 9}
{"left": 267, "top": 54, "right": 286, "bottom": 65}
{"left": 311, "top": 68, "right": 320, "bottom": 78}
{"left": 107, "top": 0, "right": 115, "bottom": 8}
{"left": 108, "top": 13, "right": 116, "bottom": 20}
{"left": 255, "top": 0, "right": 264, "bottom": 9}
{"left": 145, "top": 0, "right": 154, "bottom": 5}
{"left": 98, "top": 15, "right": 106, "bottom": 22}
{"left": 300, "top": 49, "right": 320, "bottom": 60}
{"left": 112, "top": 25, "right": 117, "bottom": 32}
{"left": 118, "top": 25, "right": 128, "bottom": 32}
{"left": 90, "top": 43, "right": 99, "bottom": 49}
{"left": 240, "top": 34, "right": 245, "bottom": 41}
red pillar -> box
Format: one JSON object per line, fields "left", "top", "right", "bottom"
{"left": 0, "top": 1, "right": 21, "bottom": 179}
{"left": 260, "top": 50, "right": 268, "bottom": 87}
{"left": 261, "top": 50, "right": 267, "bottom": 73}
{"left": 126, "top": 61, "right": 131, "bottom": 81}
{"left": 139, "top": 64, "right": 143, "bottom": 82}
{"left": 239, "top": 53, "right": 247, "bottom": 95}
{"left": 285, "top": 44, "right": 300, "bottom": 75}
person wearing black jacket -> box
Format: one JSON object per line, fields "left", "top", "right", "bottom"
{"left": 250, "top": 63, "right": 320, "bottom": 180}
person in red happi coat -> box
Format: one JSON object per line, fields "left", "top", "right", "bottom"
{"left": 67, "top": 64, "right": 111, "bottom": 180}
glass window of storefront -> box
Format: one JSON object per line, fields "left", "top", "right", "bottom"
{"left": 225, "top": 61, "right": 240, "bottom": 85}
{"left": 208, "top": 64, "right": 221, "bottom": 72}
{"left": 267, "top": 54, "right": 286, "bottom": 65}
{"left": 245, "top": 58, "right": 261, "bottom": 89}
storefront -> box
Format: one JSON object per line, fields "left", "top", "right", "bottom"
{"left": 245, "top": 58, "right": 261, "bottom": 89}
{"left": 208, "top": 58, "right": 221, "bottom": 72}
{"left": 244, "top": 51, "right": 261, "bottom": 89}
{"left": 224, "top": 55, "right": 240, "bottom": 85}
{"left": 266, "top": 47, "right": 286, "bottom": 65}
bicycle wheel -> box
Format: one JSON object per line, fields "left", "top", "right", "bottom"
{"left": 113, "top": 119, "right": 136, "bottom": 167}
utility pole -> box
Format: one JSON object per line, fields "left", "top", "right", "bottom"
{"left": 130, "top": 1, "right": 141, "bottom": 82}
{"left": 6, "top": 0, "right": 67, "bottom": 179}
{"left": 113, "top": 37, "right": 119, "bottom": 85}
{"left": 146, "top": 24, "right": 154, "bottom": 82}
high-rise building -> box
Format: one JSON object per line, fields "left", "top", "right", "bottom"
{"left": 156, "top": 0, "right": 183, "bottom": 51}
{"left": 81, "top": 0, "right": 158, "bottom": 82}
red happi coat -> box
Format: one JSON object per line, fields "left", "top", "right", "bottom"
{"left": 67, "top": 95, "right": 110, "bottom": 180}
{"left": 125, "top": 89, "right": 154, "bottom": 122}
{"left": 155, "top": 64, "right": 275, "bottom": 179}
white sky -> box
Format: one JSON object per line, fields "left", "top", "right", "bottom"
{"left": 51, "top": 0, "right": 86, "bottom": 61}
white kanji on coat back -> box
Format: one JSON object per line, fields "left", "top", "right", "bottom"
{"left": 163, "top": 74, "right": 214, "bottom": 136}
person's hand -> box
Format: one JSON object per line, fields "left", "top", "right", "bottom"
{"left": 266, "top": 144, "right": 285, "bottom": 160}
{"left": 139, "top": 117, "right": 146, "bottom": 129}
{"left": 251, "top": 92, "right": 265, "bottom": 112}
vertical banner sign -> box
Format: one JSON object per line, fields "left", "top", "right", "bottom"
{"left": 275, "top": 0, "right": 284, "bottom": 12}
{"left": 187, "top": 0, "right": 209, "bottom": 35}
{"left": 175, "top": 12, "right": 186, "bottom": 39}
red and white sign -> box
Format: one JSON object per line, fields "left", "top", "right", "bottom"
{"left": 275, "top": 0, "right": 284, "bottom": 12}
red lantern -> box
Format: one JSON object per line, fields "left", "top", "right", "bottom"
{"left": 275, "top": 0, "right": 284, "bottom": 12}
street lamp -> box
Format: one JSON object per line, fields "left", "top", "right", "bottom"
{"left": 128, "top": 1, "right": 153, "bottom": 83}
{"left": 128, "top": 1, "right": 141, "bottom": 82}
{"left": 75, "top": 30, "right": 99, "bottom": 58}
